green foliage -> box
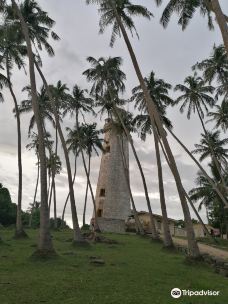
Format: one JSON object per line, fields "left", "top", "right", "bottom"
{"left": 0, "top": 183, "right": 17, "bottom": 226}
{"left": 0, "top": 230, "right": 227, "bottom": 304}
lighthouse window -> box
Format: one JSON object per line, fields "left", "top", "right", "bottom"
{"left": 105, "top": 146, "right": 110, "bottom": 153}
{"left": 97, "top": 209, "right": 103, "bottom": 217}
{"left": 100, "top": 188, "right": 105, "bottom": 197}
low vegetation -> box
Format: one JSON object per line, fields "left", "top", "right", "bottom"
{"left": 0, "top": 229, "right": 227, "bottom": 304}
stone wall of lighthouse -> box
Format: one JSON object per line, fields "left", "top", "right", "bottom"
{"left": 94, "top": 119, "right": 131, "bottom": 233}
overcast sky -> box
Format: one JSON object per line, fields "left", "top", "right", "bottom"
{"left": 0, "top": 0, "right": 227, "bottom": 227}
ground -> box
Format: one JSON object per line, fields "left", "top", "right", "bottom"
{"left": 173, "top": 237, "right": 228, "bottom": 260}
{"left": 0, "top": 229, "right": 227, "bottom": 304}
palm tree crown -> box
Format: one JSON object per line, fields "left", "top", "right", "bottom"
{"left": 86, "top": 0, "right": 153, "bottom": 47}
{"left": 192, "top": 130, "right": 228, "bottom": 164}
{"left": 174, "top": 73, "right": 215, "bottom": 119}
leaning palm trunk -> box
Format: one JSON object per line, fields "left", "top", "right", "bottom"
{"left": 113, "top": 8, "right": 200, "bottom": 257}
{"left": 167, "top": 127, "right": 228, "bottom": 208}
{"left": 62, "top": 154, "right": 77, "bottom": 226}
{"left": 80, "top": 150, "right": 100, "bottom": 232}
{"left": 112, "top": 105, "right": 158, "bottom": 239}
{"left": 29, "top": 154, "right": 40, "bottom": 228}
{"left": 35, "top": 62, "right": 84, "bottom": 243}
{"left": 153, "top": 133, "right": 173, "bottom": 247}
{"left": 82, "top": 155, "right": 91, "bottom": 227}
{"left": 12, "top": 0, "right": 53, "bottom": 253}
{"left": 211, "top": 0, "right": 228, "bottom": 56}
{"left": 118, "top": 135, "right": 144, "bottom": 235}
{"left": 6, "top": 55, "right": 26, "bottom": 238}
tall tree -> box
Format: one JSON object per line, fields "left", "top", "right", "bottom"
{"left": 193, "top": 44, "right": 228, "bottom": 99}
{"left": 207, "top": 99, "right": 228, "bottom": 132}
{"left": 86, "top": 0, "right": 200, "bottom": 257}
{"left": 10, "top": 0, "right": 54, "bottom": 255}
{"left": 159, "top": 0, "right": 228, "bottom": 55}
{"left": 132, "top": 71, "right": 174, "bottom": 247}
{"left": 0, "top": 23, "right": 28, "bottom": 238}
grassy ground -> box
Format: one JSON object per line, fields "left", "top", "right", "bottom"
{"left": 0, "top": 229, "right": 227, "bottom": 304}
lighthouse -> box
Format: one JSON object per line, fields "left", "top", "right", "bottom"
{"left": 94, "top": 118, "right": 131, "bottom": 233}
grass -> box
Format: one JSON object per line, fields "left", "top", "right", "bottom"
{"left": 0, "top": 228, "right": 227, "bottom": 304}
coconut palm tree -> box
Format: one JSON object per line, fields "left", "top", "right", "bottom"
{"left": 63, "top": 84, "right": 94, "bottom": 126}
{"left": 84, "top": 55, "right": 159, "bottom": 239}
{"left": 86, "top": 0, "right": 200, "bottom": 256}
{"left": 9, "top": 0, "right": 54, "bottom": 254}
{"left": 192, "top": 130, "right": 228, "bottom": 167}
{"left": 47, "top": 153, "right": 62, "bottom": 229}
{"left": 192, "top": 45, "right": 228, "bottom": 99}
{"left": 61, "top": 84, "right": 94, "bottom": 221}
{"left": 174, "top": 74, "right": 226, "bottom": 178}
{"left": 81, "top": 123, "right": 103, "bottom": 227}
{"left": 20, "top": 85, "right": 55, "bottom": 135}
{"left": 189, "top": 163, "right": 228, "bottom": 238}
{"left": 207, "top": 99, "right": 228, "bottom": 132}
{"left": 132, "top": 71, "right": 174, "bottom": 247}
{"left": 159, "top": 0, "right": 228, "bottom": 55}
{"left": 66, "top": 124, "right": 102, "bottom": 231}
{"left": 0, "top": 23, "right": 28, "bottom": 238}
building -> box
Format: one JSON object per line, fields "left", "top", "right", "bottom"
{"left": 127, "top": 211, "right": 177, "bottom": 235}
{"left": 93, "top": 119, "right": 131, "bottom": 233}
{"left": 126, "top": 211, "right": 219, "bottom": 238}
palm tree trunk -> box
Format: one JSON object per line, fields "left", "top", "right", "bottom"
{"left": 114, "top": 9, "right": 200, "bottom": 257}
{"left": 82, "top": 155, "right": 91, "bottom": 227}
{"left": 80, "top": 150, "right": 100, "bottom": 232}
{"left": 211, "top": 0, "right": 228, "bottom": 56}
{"left": 167, "top": 127, "right": 228, "bottom": 208}
{"left": 48, "top": 179, "right": 53, "bottom": 212}
{"left": 12, "top": 0, "right": 53, "bottom": 253}
{"left": 112, "top": 105, "right": 158, "bottom": 239}
{"left": 62, "top": 153, "right": 77, "bottom": 226}
{"left": 52, "top": 169, "right": 57, "bottom": 229}
{"left": 153, "top": 133, "right": 173, "bottom": 247}
{"left": 34, "top": 62, "right": 84, "bottom": 243}
{"left": 6, "top": 56, "right": 26, "bottom": 238}
{"left": 118, "top": 135, "right": 144, "bottom": 235}
{"left": 29, "top": 154, "right": 40, "bottom": 228}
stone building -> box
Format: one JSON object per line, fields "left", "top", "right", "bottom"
{"left": 94, "top": 119, "right": 131, "bottom": 233}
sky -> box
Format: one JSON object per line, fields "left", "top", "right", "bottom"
{"left": 0, "top": 0, "right": 227, "bottom": 227}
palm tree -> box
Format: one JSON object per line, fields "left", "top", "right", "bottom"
{"left": 47, "top": 153, "right": 62, "bottom": 229}
{"left": 192, "top": 130, "right": 228, "bottom": 167}
{"left": 81, "top": 123, "right": 103, "bottom": 227}
{"left": 84, "top": 55, "right": 159, "bottom": 239}
{"left": 66, "top": 124, "right": 101, "bottom": 232}
{"left": 193, "top": 45, "right": 228, "bottom": 99}
{"left": 20, "top": 85, "right": 55, "bottom": 135}
{"left": 159, "top": 0, "right": 228, "bottom": 55}
{"left": 8, "top": 0, "right": 55, "bottom": 254}
{"left": 61, "top": 84, "right": 94, "bottom": 223}
{"left": 174, "top": 74, "right": 226, "bottom": 178}
{"left": 63, "top": 84, "right": 94, "bottom": 126}
{"left": 189, "top": 163, "right": 228, "bottom": 238}
{"left": 132, "top": 71, "right": 174, "bottom": 247}
{"left": 12, "top": 0, "right": 84, "bottom": 244}
{"left": 0, "top": 23, "right": 28, "bottom": 238}
{"left": 207, "top": 99, "right": 228, "bottom": 132}
{"left": 86, "top": 0, "right": 200, "bottom": 256}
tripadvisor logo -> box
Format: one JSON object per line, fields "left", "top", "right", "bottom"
{"left": 171, "top": 288, "right": 220, "bottom": 299}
